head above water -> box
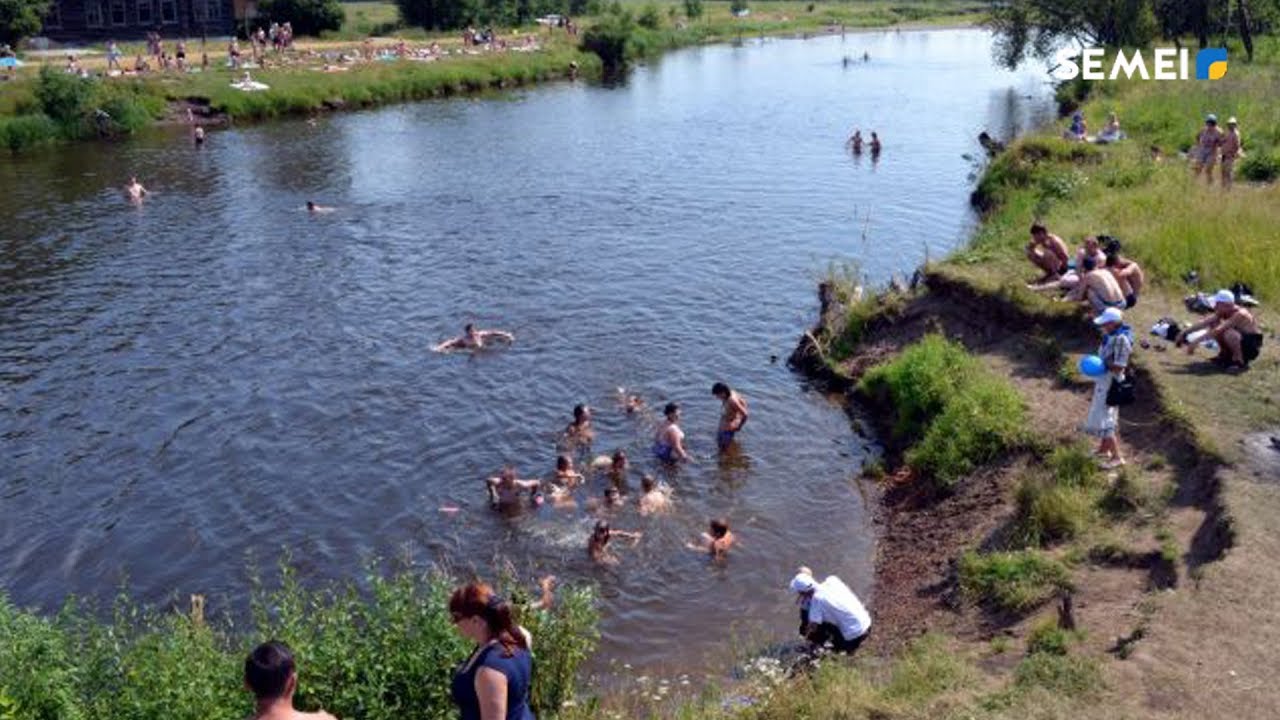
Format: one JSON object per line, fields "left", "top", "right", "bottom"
{"left": 556, "top": 454, "right": 573, "bottom": 472}
{"left": 306, "top": 200, "right": 315, "bottom": 211}
{"left": 711, "top": 382, "right": 731, "bottom": 399}
{"left": 604, "top": 486, "right": 620, "bottom": 502}
{"left": 641, "top": 473, "right": 656, "bottom": 492}
{"left": 244, "top": 640, "right": 296, "bottom": 701}
{"left": 573, "top": 404, "right": 590, "bottom": 423}
{"left": 612, "top": 449, "right": 627, "bottom": 468}
{"left": 663, "top": 402, "right": 680, "bottom": 420}
{"left": 709, "top": 517, "right": 730, "bottom": 538}
{"left": 464, "top": 323, "right": 476, "bottom": 335}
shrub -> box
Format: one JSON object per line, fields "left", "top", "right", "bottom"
{"left": 683, "top": 0, "right": 703, "bottom": 18}
{"left": 859, "top": 334, "right": 974, "bottom": 440}
{"left": 1239, "top": 150, "right": 1280, "bottom": 182}
{"left": 958, "top": 550, "right": 1071, "bottom": 613}
{"left": 0, "top": 113, "right": 58, "bottom": 151}
{"left": 1014, "top": 653, "right": 1103, "bottom": 695}
{"left": 34, "top": 65, "right": 96, "bottom": 126}
{"left": 729, "top": 0, "right": 747, "bottom": 13}
{"left": 1025, "top": 619, "right": 1078, "bottom": 656}
{"left": 256, "top": 0, "right": 344, "bottom": 36}
{"left": 1010, "top": 474, "right": 1094, "bottom": 546}
{"left": 1046, "top": 444, "right": 1101, "bottom": 488}
{"left": 637, "top": 2, "right": 662, "bottom": 29}
{"left": 581, "top": 8, "right": 635, "bottom": 70}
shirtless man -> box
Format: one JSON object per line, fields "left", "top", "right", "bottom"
{"left": 1193, "top": 114, "right": 1224, "bottom": 183}
{"left": 1025, "top": 223, "right": 1070, "bottom": 282}
{"left": 1177, "top": 290, "right": 1264, "bottom": 370}
{"left": 1221, "top": 117, "right": 1242, "bottom": 189}
{"left": 711, "top": 382, "right": 749, "bottom": 450}
{"left": 653, "top": 402, "right": 689, "bottom": 462}
{"left": 869, "top": 132, "right": 882, "bottom": 155}
{"left": 245, "top": 641, "right": 339, "bottom": 720}
{"left": 637, "top": 474, "right": 671, "bottom": 515}
{"left": 1064, "top": 256, "right": 1125, "bottom": 313}
{"left": 563, "top": 404, "right": 594, "bottom": 445}
{"left": 847, "top": 129, "right": 863, "bottom": 155}
{"left": 124, "top": 176, "right": 147, "bottom": 202}
{"left": 486, "top": 465, "right": 540, "bottom": 509}
{"left": 553, "top": 454, "right": 583, "bottom": 488}
{"left": 688, "top": 518, "right": 735, "bottom": 558}
{"left": 588, "top": 520, "right": 642, "bottom": 565}
{"left": 432, "top": 324, "right": 514, "bottom": 352}
{"left": 1075, "top": 235, "right": 1108, "bottom": 271}
{"left": 1104, "top": 251, "right": 1144, "bottom": 308}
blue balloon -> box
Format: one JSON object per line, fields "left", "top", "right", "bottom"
{"left": 1079, "top": 354, "right": 1106, "bottom": 377}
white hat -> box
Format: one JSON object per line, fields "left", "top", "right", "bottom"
{"left": 789, "top": 572, "right": 817, "bottom": 593}
{"left": 1210, "top": 289, "right": 1236, "bottom": 307}
{"left": 1093, "top": 307, "right": 1124, "bottom": 326}
{"left": 1227, "top": 116, "right": 1238, "bottom": 125}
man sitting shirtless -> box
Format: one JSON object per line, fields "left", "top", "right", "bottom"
{"left": 1177, "top": 290, "right": 1264, "bottom": 370}
{"left": 433, "top": 323, "right": 514, "bottom": 352}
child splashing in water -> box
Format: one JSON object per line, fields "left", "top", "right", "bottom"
{"left": 688, "top": 518, "right": 735, "bottom": 558}
{"left": 588, "top": 519, "right": 642, "bottom": 565}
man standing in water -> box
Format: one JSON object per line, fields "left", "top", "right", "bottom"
{"left": 433, "top": 323, "right": 515, "bottom": 352}
{"left": 711, "top": 382, "right": 749, "bottom": 450}
{"left": 124, "top": 177, "right": 147, "bottom": 202}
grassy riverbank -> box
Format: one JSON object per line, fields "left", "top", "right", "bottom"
{"left": 0, "top": 561, "right": 598, "bottom": 720}
{"left": 0, "top": 1, "right": 983, "bottom": 152}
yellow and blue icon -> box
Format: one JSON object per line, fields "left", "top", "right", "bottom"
{"left": 1196, "top": 48, "right": 1228, "bottom": 80}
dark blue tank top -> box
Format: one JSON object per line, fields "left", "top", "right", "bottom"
{"left": 451, "top": 642, "right": 535, "bottom": 720}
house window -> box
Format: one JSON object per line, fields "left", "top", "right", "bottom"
{"left": 110, "top": 0, "right": 127, "bottom": 25}
{"left": 160, "top": 0, "right": 177, "bottom": 23}
{"left": 207, "top": 0, "right": 223, "bottom": 20}
{"left": 192, "top": 0, "right": 205, "bottom": 20}
{"left": 137, "top": 0, "right": 153, "bottom": 25}
{"left": 44, "top": 3, "right": 62, "bottom": 28}
{"left": 85, "top": 0, "right": 105, "bottom": 26}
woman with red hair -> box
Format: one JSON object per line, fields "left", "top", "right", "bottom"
{"left": 449, "top": 582, "right": 536, "bottom": 720}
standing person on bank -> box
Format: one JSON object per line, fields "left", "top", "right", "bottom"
{"left": 449, "top": 582, "right": 536, "bottom": 720}
{"left": 1083, "top": 307, "right": 1132, "bottom": 469}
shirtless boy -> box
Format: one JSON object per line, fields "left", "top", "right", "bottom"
{"left": 711, "top": 382, "right": 749, "bottom": 450}
{"left": 433, "top": 324, "right": 515, "bottom": 352}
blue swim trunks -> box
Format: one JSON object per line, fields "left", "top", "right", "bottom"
{"left": 653, "top": 442, "right": 675, "bottom": 463}
{"left": 717, "top": 430, "right": 736, "bottom": 449}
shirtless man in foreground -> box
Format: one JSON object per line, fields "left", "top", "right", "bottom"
{"left": 712, "top": 382, "right": 749, "bottom": 450}
{"left": 1025, "top": 223, "right": 1070, "bottom": 283}
{"left": 433, "top": 324, "right": 514, "bottom": 352}
{"left": 245, "top": 641, "right": 339, "bottom": 720}
{"left": 1178, "top": 290, "right": 1264, "bottom": 370}
{"left": 1063, "top": 256, "right": 1125, "bottom": 313}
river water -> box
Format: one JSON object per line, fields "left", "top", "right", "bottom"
{"left": 0, "top": 29, "right": 1050, "bottom": 674}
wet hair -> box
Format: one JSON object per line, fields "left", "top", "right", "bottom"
{"left": 306, "top": 200, "right": 315, "bottom": 210}
{"left": 556, "top": 454, "right": 572, "bottom": 471}
{"left": 572, "top": 404, "right": 589, "bottom": 423}
{"left": 711, "top": 382, "right": 730, "bottom": 398}
{"left": 1029, "top": 223, "right": 1047, "bottom": 236}
{"left": 1082, "top": 256, "right": 1097, "bottom": 271}
{"left": 593, "top": 519, "right": 611, "bottom": 538}
{"left": 611, "top": 449, "right": 627, "bottom": 467}
{"left": 604, "top": 486, "right": 619, "bottom": 501}
{"left": 464, "top": 323, "right": 475, "bottom": 333}
{"left": 710, "top": 518, "right": 730, "bottom": 538}
{"left": 663, "top": 402, "right": 680, "bottom": 419}
{"left": 641, "top": 474, "right": 656, "bottom": 492}
{"left": 244, "top": 641, "right": 295, "bottom": 700}
{"left": 447, "top": 582, "right": 527, "bottom": 656}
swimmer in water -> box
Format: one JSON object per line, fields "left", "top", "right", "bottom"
{"left": 653, "top": 402, "right": 689, "bottom": 463}
{"left": 608, "top": 449, "right": 628, "bottom": 485}
{"left": 305, "top": 200, "right": 334, "bottom": 214}
{"left": 847, "top": 129, "right": 864, "bottom": 154}
{"left": 712, "top": 382, "right": 749, "bottom": 451}
{"left": 637, "top": 474, "right": 671, "bottom": 516}
{"left": 563, "top": 404, "right": 595, "bottom": 445}
{"left": 869, "top": 132, "right": 882, "bottom": 155}
{"left": 193, "top": 125, "right": 205, "bottom": 145}
{"left": 554, "top": 454, "right": 584, "bottom": 488}
{"left": 688, "top": 517, "right": 735, "bottom": 558}
{"left": 433, "top": 323, "right": 515, "bottom": 352}
{"left": 125, "top": 176, "right": 147, "bottom": 202}
{"left": 538, "top": 478, "right": 577, "bottom": 509}
{"left": 486, "top": 465, "right": 540, "bottom": 509}
{"left": 588, "top": 519, "right": 642, "bottom": 565}
{"left": 585, "top": 486, "right": 625, "bottom": 513}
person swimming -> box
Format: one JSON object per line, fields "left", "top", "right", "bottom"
{"left": 563, "top": 404, "right": 595, "bottom": 445}
{"left": 847, "top": 129, "right": 864, "bottom": 154}
{"left": 653, "top": 402, "right": 689, "bottom": 463}
{"left": 193, "top": 125, "right": 205, "bottom": 145}
{"left": 688, "top": 517, "right": 735, "bottom": 558}
{"left": 305, "top": 200, "right": 335, "bottom": 214}
{"left": 588, "top": 519, "right": 642, "bottom": 565}
{"left": 869, "top": 132, "right": 882, "bottom": 155}
{"left": 554, "top": 454, "right": 584, "bottom": 488}
{"left": 585, "top": 485, "right": 625, "bottom": 513}
{"left": 637, "top": 474, "right": 671, "bottom": 516}
{"left": 486, "top": 465, "right": 540, "bottom": 509}
{"left": 433, "top": 323, "right": 515, "bottom": 352}
{"left": 125, "top": 176, "right": 147, "bottom": 202}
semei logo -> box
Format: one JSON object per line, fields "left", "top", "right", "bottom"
{"left": 1053, "top": 47, "right": 1228, "bottom": 81}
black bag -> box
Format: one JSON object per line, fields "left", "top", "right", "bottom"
{"left": 1106, "top": 374, "right": 1136, "bottom": 406}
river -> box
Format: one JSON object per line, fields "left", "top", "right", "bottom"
{"left": 0, "top": 28, "right": 1051, "bottom": 676}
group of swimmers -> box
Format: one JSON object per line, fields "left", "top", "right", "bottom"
{"left": 846, "top": 129, "right": 882, "bottom": 156}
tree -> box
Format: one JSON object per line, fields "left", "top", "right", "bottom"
{"left": 396, "top": 0, "right": 478, "bottom": 30}
{"left": 256, "top": 0, "right": 343, "bottom": 36}
{"left": 683, "top": 0, "right": 703, "bottom": 19}
{"left": 0, "top": 0, "right": 50, "bottom": 47}
{"left": 988, "top": 0, "right": 1157, "bottom": 69}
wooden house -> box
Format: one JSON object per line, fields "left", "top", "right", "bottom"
{"left": 41, "top": 0, "right": 239, "bottom": 42}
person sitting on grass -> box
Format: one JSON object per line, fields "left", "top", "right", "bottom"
{"left": 245, "top": 641, "right": 339, "bottom": 720}
{"left": 1101, "top": 238, "right": 1144, "bottom": 309}
{"left": 1025, "top": 223, "right": 1070, "bottom": 283}
{"left": 1177, "top": 289, "right": 1264, "bottom": 371}
{"left": 1096, "top": 112, "right": 1124, "bottom": 143}
{"left": 789, "top": 569, "right": 872, "bottom": 654}
{"left": 1063, "top": 255, "right": 1125, "bottom": 314}
{"left": 1063, "top": 112, "right": 1086, "bottom": 141}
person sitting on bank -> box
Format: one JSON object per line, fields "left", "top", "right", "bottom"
{"left": 245, "top": 641, "right": 339, "bottom": 720}
{"left": 687, "top": 517, "right": 735, "bottom": 558}
{"left": 789, "top": 569, "right": 872, "bottom": 654}
{"left": 712, "top": 382, "right": 749, "bottom": 450}
{"left": 1096, "top": 112, "right": 1124, "bottom": 143}
{"left": 434, "top": 324, "right": 515, "bottom": 352}
{"left": 1177, "top": 289, "right": 1264, "bottom": 370}
{"left": 1025, "top": 223, "right": 1070, "bottom": 283}
{"left": 1064, "top": 111, "right": 1087, "bottom": 141}
{"left": 653, "top": 402, "right": 689, "bottom": 462}
{"left": 1063, "top": 255, "right": 1126, "bottom": 313}
{"left": 486, "top": 466, "right": 540, "bottom": 509}
{"left": 1103, "top": 243, "right": 1144, "bottom": 309}
{"left": 448, "top": 582, "right": 536, "bottom": 720}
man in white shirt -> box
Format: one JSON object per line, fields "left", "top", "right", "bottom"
{"left": 790, "top": 568, "right": 872, "bottom": 653}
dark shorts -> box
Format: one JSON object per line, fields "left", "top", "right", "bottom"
{"left": 1125, "top": 292, "right": 1138, "bottom": 309}
{"left": 717, "top": 430, "right": 736, "bottom": 449}
{"left": 809, "top": 622, "right": 869, "bottom": 654}
{"left": 1242, "top": 333, "right": 1263, "bottom": 363}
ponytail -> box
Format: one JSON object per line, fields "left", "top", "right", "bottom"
{"left": 449, "top": 582, "right": 528, "bottom": 657}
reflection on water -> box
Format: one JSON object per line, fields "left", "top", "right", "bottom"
{"left": 0, "top": 28, "right": 1051, "bottom": 674}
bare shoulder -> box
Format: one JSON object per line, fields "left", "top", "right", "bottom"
{"left": 302, "top": 711, "right": 340, "bottom": 720}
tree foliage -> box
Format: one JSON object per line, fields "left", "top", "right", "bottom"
{"left": 0, "top": 0, "right": 49, "bottom": 46}
{"left": 256, "top": 0, "right": 344, "bottom": 36}
{"left": 988, "top": 0, "right": 1157, "bottom": 69}
{"left": 395, "top": 0, "right": 580, "bottom": 31}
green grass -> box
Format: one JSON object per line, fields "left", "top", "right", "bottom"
{"left": 958, "top": 550, "right": 1071, "bottom": 613}
{"left": 0, "top": 561, "right": 599, "bottom": 720}
{"left": 859, "top": 334, "right": 1028, "bottom": 490}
